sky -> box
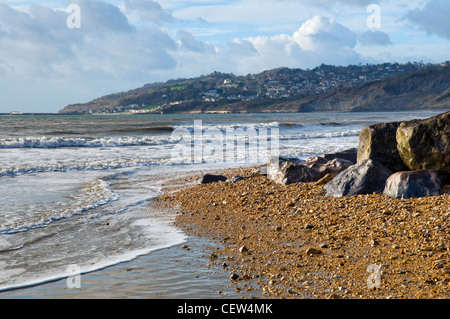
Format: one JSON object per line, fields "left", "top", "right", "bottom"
{"left": 0, "top": 0, "right": 449, "bottom": 113}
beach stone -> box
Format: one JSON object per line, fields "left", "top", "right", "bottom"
{"left": 324, "top": 159, "right": 393, "bottom": 197}
{"left": 239, "top": 245, "right": 249, "bottom": 254}
{"left": 383, "top": 170, "right": 442, "bottom": 199}
{"left": 357, "top": 121, "right": 408, "bottom": 172}
{"left": 200, "top": 174, "right": 227, "bottom": 184}
{"left": 267, "top": 156, "right": 352, "bottom": 185}
{"left": 323, "top": 148, "right": 358, "bottom": 164}
{"left": 306, "top": 247, "right": 322, "bottom": 255}
{"left": 396, "top": 111, "right": 450, "bottom": 173}
{"left": 230, "top": 273, "right": 240, "bottom": 281}
{"left": 250, "top": 165, "right": 267, "bottom": 176}
{"left": 226, "top": 175, "right": 244, "bottom": 183}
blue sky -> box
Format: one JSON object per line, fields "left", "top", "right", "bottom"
{"left": 1, "top": 0, "right": 449, "bottom": 113}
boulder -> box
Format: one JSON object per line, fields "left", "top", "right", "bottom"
{"left": 305, "top": 156, "right": 329, "bottom": 168}
{"left": 267, "top": 156, "right": 353, "bottom": 185}
{"left": 323, "top": 148, "right": 357, "bottom": 164}
{"left": 267, "top": 156, "right": 305, "bottom": 185}
{"left": 383, "top": 170, "right": 442, "bottom": 199}
{"left": 324, "top": 158, "right": 355, "bottom": 172}
{"left": 396, "top": 111, "right": 450, "bottom": 174}
{"left": 200, "top": 174, "right": 227, "bottom": 184}
{"left": 324, "top": 159, "right": 393, "bottom": 197}
{"left": 357, "top": 122, "right": 408, "bottom": 172}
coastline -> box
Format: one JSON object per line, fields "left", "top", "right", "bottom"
{"left": 154, "top": 166, "right": 450, "bottom": 299}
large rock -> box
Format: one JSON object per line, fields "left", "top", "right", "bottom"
{"left": 383, "top": 170, "right": 442, "bottom": 199}
{"left": 357, "top": 122, "right": 408, "bottom": 172}
{"left": 267, "top": 156, "right": 353, "bottom": 185}
{"left": 396, "top": 111, "right": 450, "bottom": 174}
{"left": 323, "top": 148, "right": 357, "bottom": 164}
{"left": 267, "top": 156, "right": 304, "bottom": 184}
{"left": 200, "top": 174, "right": 227, "bottom": 184}
{"left": 324, "top": 159, "right": 393, "bottom": 197}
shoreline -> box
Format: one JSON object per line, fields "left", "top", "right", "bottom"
{"left": 0, "top": 234, "right": 252, "bottom": 299}
{"left": 154, "top": 166, "right": 450, "bottom": 299}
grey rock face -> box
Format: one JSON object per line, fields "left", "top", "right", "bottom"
{"left": 383, "top": 170, "right": 442, "bottom": 199}
{"left": 324, "top": 159, "right": 393, "bottom": 197}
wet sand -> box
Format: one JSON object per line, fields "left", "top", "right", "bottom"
{"left": 0, "top": 234, "right": 253, "bottom": 299}
{"left": 154, "top": 166, "right": 450, "bottom": 299}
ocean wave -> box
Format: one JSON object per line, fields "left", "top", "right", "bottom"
{"left": 0, "top": 136, "right": 183, "bottom": 149}
{"left": 172, "top": 121, "right": 281, "bottom": 131}
{"left": 0, "top": 160, "right": 163, "bottom": 177}
{"left": 280, "top": 129, "right": 361, "bottom": 140}
{"left": 0, "top": 178, "right": 118, "bottom": 235}
{"left": 318, "top": 121, "right": 346, "bottom": 126}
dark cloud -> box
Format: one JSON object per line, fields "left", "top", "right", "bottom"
{"left": 72, "top": 0, "right": 135, "bottom": 33}
{"left": 0, "top": 1, "right": 176, "bottom": 80}
{"left": 404, "top": 0, "right": 450, "bottom": 39}
{"left": 228, "top": 40, "right": 259, "bottom": 57}
{"left": 176, "top": 30, "right": 215, "bottom": 53}
{"left": 359, "top": 30, "right": 392, "bottom": 46}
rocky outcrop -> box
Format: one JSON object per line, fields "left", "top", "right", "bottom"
{"left": 396, "top": 111, "right": 450, "bottom": 174}
{"left": 268, "top": 155, "right": 353, "bottom": 185}
{"left": 324, "top": 159, "right": 393, "bottom": 197}
{"left": 357, "top": 122, "right": 408, "bottom": 172}
{"left": 323, "top": 111, "right": 449, "bottom": 198}
{"left": 383, "top": 170, "right": 441, "bottom": 199}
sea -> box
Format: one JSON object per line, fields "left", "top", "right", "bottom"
{"left": 0, "top": 110, "right": 446, "bottom": 296}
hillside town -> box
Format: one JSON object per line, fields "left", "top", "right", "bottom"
{"left": 62, "top": 61, "right": 449, "bottom": 115}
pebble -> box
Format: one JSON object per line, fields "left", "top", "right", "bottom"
{"left": 305, "top": 247, "right": 322, "bottom": 255}
{"left": 230, "top": 273, "right": 240, "bottom": 281}
{"left": 370, "top": 238, "right": 380, "bottom": 246}
{"left": 239, "top": 245, "right": 249, "bottom": 254}
{"left": 209, "top": 253, "right": 218, "bottom": 260}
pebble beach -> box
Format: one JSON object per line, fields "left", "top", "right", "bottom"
{"left": 154, "top": 166, "right": 450, "bottom": 299}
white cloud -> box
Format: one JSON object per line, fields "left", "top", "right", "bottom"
{"left": 165, "top": 15, "right": 362, "bottom": 79}
{"left": 0, "top": 0, "right": 448, "bottom": 113}
{"left": 293, "top": 15, "right": 357, "bottom": 52}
